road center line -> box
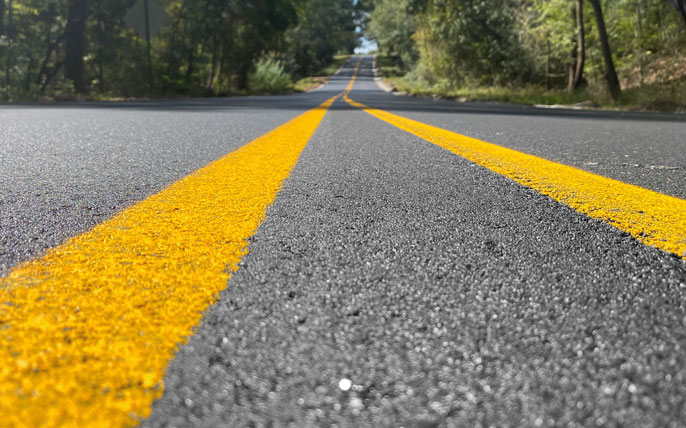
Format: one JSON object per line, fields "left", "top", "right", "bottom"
{"left": 344, "top": 94, "right": 686, "bottom": 260}
{"left": 344, "top": 57, "right": 362, "bottom": 95}
{"left": 0, "top": 94, "right": 338, "bottom": 428}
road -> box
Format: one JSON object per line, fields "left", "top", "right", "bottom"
{"left": 1, "top": 56, "right": 686, "bottom": 428}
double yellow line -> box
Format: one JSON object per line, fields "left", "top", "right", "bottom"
{"left": 0, "top": 57, "right": 368, "bottom": 428}
{"left": 344, "top": 57, "right": 362, "bottom": 95}
{"left": 1, "top": 56, "right": 684, "bottom": 428}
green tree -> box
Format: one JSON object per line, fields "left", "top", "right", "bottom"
{"left": 588, "top": 0, "right": 621, "bottom": 99}
{"left": 367, "top": 0, "right": 417, "bottom": 70}
{"left": 65, "top": 0, "right": 87, "bottom": 93}
{"left": 414, "top": 0, "right": 534, "bottom": 85}
{"left": 1, "top": 0, "right": 358, "bottom": 99}
{"left": 285, "top": 0, "right": 357, "bottom": 78}
{"left": 0, "top": 0, "right": 6, "bottom": 35}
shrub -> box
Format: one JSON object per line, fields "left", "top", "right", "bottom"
{"left": 249, "top": 58, "right": 293, "bottom": 93}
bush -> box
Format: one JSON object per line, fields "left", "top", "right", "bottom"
{"left": 249, "top": 58, "right": 293, "bottom": 93}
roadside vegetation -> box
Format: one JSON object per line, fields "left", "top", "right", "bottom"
{"left": 293, "top": 54, "right": 351, "bottom": 92}
{"left": 363, "top": 0, "right": 686, "bottom": 112}
{"left": 0, "top": 0, "right": 360, "bottom": 101}
{"left": 248, "top": 53, "right": 350, "bottom": 94}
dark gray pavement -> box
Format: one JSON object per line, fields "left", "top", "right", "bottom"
{"left": 2, "top": 57, "right": 686, "bottom": 427}
{"left": 351, "top": 56, "right": 686, "bottom": 200}
{"left": 0, "top": 77, "right": 344, "bottom": 275}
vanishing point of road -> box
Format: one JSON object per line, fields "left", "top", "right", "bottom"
{"left": 1, "top": 56, "right": 686, "bottom": 428}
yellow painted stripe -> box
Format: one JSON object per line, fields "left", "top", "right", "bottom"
{"left": 344, "top": 94, "right": 686, "bottom": 259}
{"left": 0, "top": 94, "right": 338, "bottom": 428}
{"left": 344, "top": 57, "right": 362, "bottom": 94}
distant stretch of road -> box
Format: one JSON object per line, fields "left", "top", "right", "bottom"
{"left": 1, "top": 56, "right": 685, "bottom": 428}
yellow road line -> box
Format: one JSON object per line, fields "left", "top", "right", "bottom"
{"left": 0, "top": 94, "right": 338, "bottom": 428}
{"left": 344, "top": 57, "right": 363, "bottom": 94}
{"left": 344, "top": 94, "right": 686, "bottom": 259}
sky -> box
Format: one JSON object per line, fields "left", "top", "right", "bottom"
{"left": 355, "top": 37, "right": 378, "bottom": 54}
{"left": 353, "top": 0, "right": 378, "bottom": 56}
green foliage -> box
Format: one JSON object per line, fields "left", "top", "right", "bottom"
{"left": 0, "top": 0, "right": 358, "bottom": 100}
{"left": 526, "top": 0, "right": 577, "bottom": 82}
{"left": 364, "top": 0, "right": 686, "bottom": 109}
{"left": 367, "top": 0, "right": 417, "bottom": 71}
{"left": 383, "top": 62, "right": 686, "bottom": 112}
{"left": 413, "top": 0, "right": 536, "bottom": 86}
{"left": 248, "top": 57, "right": 292, "bottom": 93}
{"left": 293, "top": 53, "right": 351, "bottom": 91}
{"left": 284, "top": 0, "right": 358, "bottom": 79}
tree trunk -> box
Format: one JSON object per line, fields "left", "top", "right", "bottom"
{"left": 568, "top": 5, "right": 577, "bottom": 91}
{"left": 36, "top": 28, "right": 61, "bottom": 88}
{"left": 570, "top": 0, "right": 585, "bottom": 90}
{"left": 208, "top": 36, "right": 219, "bottom": 90}
{"left": 236, "top": 58, "right": 250, "bottom": 91}
{"left": 25, "top": 54, "right": 34, "bottom": 93}
{"left": 185, "top": 44, "right": 195, "bottom": 86}
{"left": 41, "top": 61, "right": 64, "bottom": 93}
{"left": 237, "top": 67, "right": 248, "bottom": 91}
{"left": 669, "top": 0, "right": 686, "bottom": 28}
{"left": 5, "top": 0, "right": 12, "bottom": 87}
{"left": 65, "top": 0, "right": 88, "bottom": 93}
{"left": 0, "top": 0, "right": 5, "bottom": 36}
{"left": 588, "top": 0, "right": 621, "bottom": 100}
{"left": 185, "top": 0, "right": 212, "bottom": 88}
{"left": 635, "top": 0, "right": 645, "bottom": 86}
{"left": 545, "top": 38, "right": 551, "bottom": 89}
{"left": 0, "top": 0, "right": 5, "bottom": 88}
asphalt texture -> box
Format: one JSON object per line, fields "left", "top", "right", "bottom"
{"left": 350, "top": 58, "right": 686, "bottom": 200}
{"left": 3, "top": 56, "right": 686, "bottom": 427}
{"left": 0, "top": 91, "right": 333, "bottom": 275}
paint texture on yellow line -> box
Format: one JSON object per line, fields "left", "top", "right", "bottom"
{"left": 0, "top": 95, "right": 338, "bottom": 428}
{"left": 344, "top": 94, "right": 686, "bottom": 259}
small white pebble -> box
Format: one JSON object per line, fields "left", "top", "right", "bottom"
{"left": 339, "top": 378, "right": 352, "bottom": 391}
{"left": 350, "top": 396, "right": 364, "bottom": 411}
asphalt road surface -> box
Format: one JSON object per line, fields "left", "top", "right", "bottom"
{"left": 2, "top": 56, "right": 686, "bottom": 428}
